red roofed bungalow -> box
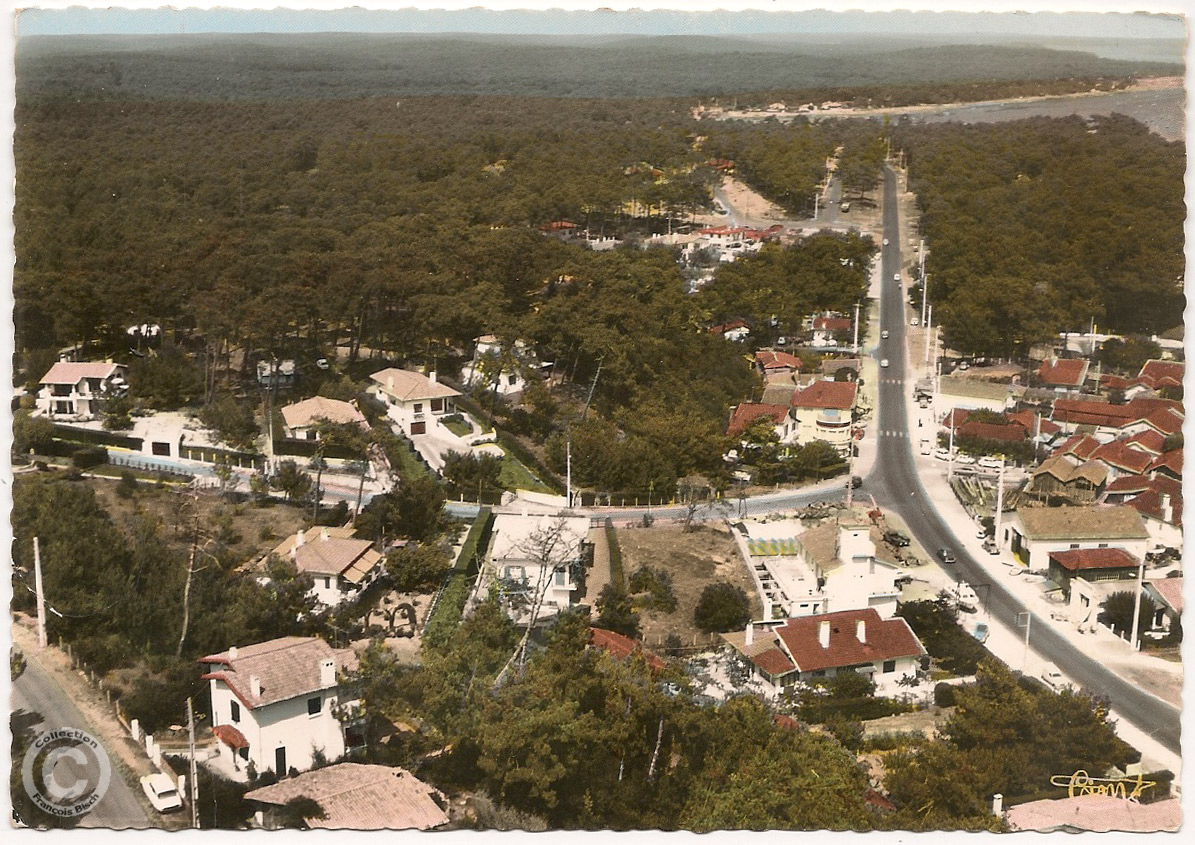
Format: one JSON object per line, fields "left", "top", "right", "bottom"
{"left": 1038, "top": 357, "right": 1089, "bottom": 389}
{"left": 1007, "top": 409, "right": 1060, "bottom": 438}
{"left": 1052, "top": 433, "right": 1101, "bottom": 461}
{"left": 1123, "top": 429, "right": 1166, "bottom": 455}
{"left": 812, "top": 316, "right": 852, "bottom": 333}
{"left": 588, "top": 628, "right": 667, "bottom": 673}
{"left": 755, "top": 350, "right": 802, "bottom": 374}
{"left": 1047, "top": 548, "right": 1141, "bottom": 597}
{"left": 941, "top": 408, "right": 971, "bottom": 431}
{"left": 1148, "top": 449, "right": 1183, "bottom": 480}
{"left": 726, "top": 402, "right": 792, "bottom": 439}
{"left": 1127, "top": 476, "right": 1182, "bottom": 547}
{"left": 1090, "top": 440, "right": 1154, "bottom": 477}
{"left": 1136, "top": 359, "right": 1184, "bottom": 390}
{"left": 774, "top": 609, "right": 925, "bottom": 683}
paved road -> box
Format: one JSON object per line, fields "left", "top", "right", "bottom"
{"left": 12, "top": 658, "right": 151, "bottom": 829}
{"left": 866, "top": 164, "right": 1181, "bottom": 756}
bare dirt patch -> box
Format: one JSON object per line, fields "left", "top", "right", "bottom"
{"left": 615, "top": 522, "right": 761, "bottom": 648}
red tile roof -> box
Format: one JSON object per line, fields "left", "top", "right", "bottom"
{"left": 1038, "top": 358, "right": 1089, "bottom": 387}
{"left": 1090, "top": 440, "right": 1154, "bottom": 475}
{"left": 792, "top": 380, "right": 856, "bottom": 411}
{"left": 1047, "top": 547, "right": 1139, "bottom": 572}
{"left": 750, "top": 647, "right": 797, "bottom": 677}
{"left": 588, "top": 628, "right": 666, "bottom": 672}
{"left": 1100, "top": 374, "right": 1132, "bottom": 391}
{"left": 1137, "top": 359, "right": 1184, "bottom": 388}
{"left": 1143, "top": 407, "right": 1184, "bottom": 436}
{"left": 1104, "top": 474, "right": 1151, "bottom": 494}
{"left": 1051, "top": 396, "right": 1184, "bottom": 432}
{"left": 1128, "top": 476, "right": 1182, "bottom": 527}
{"left": 539, "top": 220, "right": 578, "bottom": 231}
{"left": 1053, "top": 434, "right": 1101, "bottom": 461}
{"left": 1148, "top": 577, "right": 1183, "bottom": 614}
{"left": 1007, "top": 409, "right": 1060, "bottom": 437}
{"left": 775, "top": 609, "right": 925, "bottom": 673}
{"left": 1148, "top": 449, "right": 1183, "bottom": 479}
{"left": 709, "top": 319, "right": 750, "bottom": 335}
{"left": 942, "top": 408, "right": 971, "bottom": 430}
{"left": 755, "top": 350, "right": 802, "bottom": 371}
{"left": 1123, "top": 429, "right": 1166, "bottom": 455}
{"left": 40, "top": 361, "right": 122, "bottom": 385}
{"left": 812, "top": 316, "right": 852, "bottom": 333}
{"left": 958, "top": 421, "right": 1029, "bottom": 442}
{"left": 727, "top": 402, "right": 790, "bottom": 437}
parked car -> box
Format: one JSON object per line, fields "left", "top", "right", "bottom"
{"left": 982, "top": 537, "right": 1000, "bottom": 555}
{"left": 972, "top": 622, "right": 990, "bottom": 643}
{"left": 849, "top": 475, "right": 863, "bottom": 489}
{"left": 955, "top": 454, "right": 976, "bottom": 465}
{"left": 894, "top": 569, "right": 914, "bottom": 588}
{"left": 1040, "top": 663, "right": 1073, "bottom": 693}
{"left": 893, "top": 272, "right": 902, "bottom": 282}
{"left": 883, "top": 530, "right": 911, "bottom": 547}
{"left": 938, "top": 547, "right": 957, "bottom": 565}
{"left": 839, "top": 201, "right": 851, "bottom": 212}
{"left": 952, "top": 583, "right": 979, "bottom": 610}
{"left": 977, "top": 456, "right": 1002, "bottom": 469}
{"left": 934, "top": 448, "right": 951, "bottom": 461}
{"left": 882, "top": 238, "right": 890, "bottom": 246}
{"left": 910, "top": 318, "right": 920, "bottom": 327}
{"left": 141, "top": 773, "right": 183, "bottom": 814}
{"left": 880, "top": 358, "right": 890, "bottom": 368}
{"left": 881, "top": 330, "right": 889, "bottom": 339}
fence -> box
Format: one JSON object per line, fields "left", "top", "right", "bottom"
{"left": 179, "top": 444, "right": 264, "bottom": 470}
{"left": 54, "top": 636, "right": 198, "bottom": 813}
{"left": 273, "top": 438, "right": 363, "bottom": 461}
{"left": 52, "top": 423, "right": 144, "bottom": 451}
{"left": 109, "top": 453, "right": 197, "bottom": 481}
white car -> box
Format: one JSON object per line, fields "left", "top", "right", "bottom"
{"left": 141, "top": 773, "right": 183, "bottom": 813}
{"left": 882, "top": 238, "right": 890, "bottom": 246}
{"left": 1040, "top": 664, "right": 1074, "bottom": 693}
{"left": 893, "top": 272, "right": 902, "bottom": 282}
{"left": 953, "top": 583, "right": 979, "bottom": 609}
{"left": 910, "top": 318, "right": 920, "bottom": 327}
{"left": 977, "top": 456, "right": 1002, "bottom": 469}
{"left": 934, "top": 448, "right": 951, "bottom": 461}
{"left": 955, "top": 454, "right": 976, "bottom": 465}
{"left": 880, "top": 358, "right": 889, "bottom": 368}
{"left": 881, "top": 330, "right": 889, "bottom": 339}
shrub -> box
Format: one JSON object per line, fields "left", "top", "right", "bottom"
{"left": 694, "top": 582, "right": 750, "bottom": 633}
{"left": 934, "top": 682, "right": 957, "bottom": 707}
{"left": 71, "top": 446, "right": 108, "bottom": 469}
{"left": 596, "top": 584, "right": 640, "bottom": 638}
{"left": 116, "top": 471, "right": 139, "bottom": 498}
{"left": 629, "top": 565, "right": 678, "bottom": 613}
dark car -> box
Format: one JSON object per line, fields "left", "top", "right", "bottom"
{"left": 883, "top": 530, "right": 911, "bottom": 548}
{"left": 938, "top": 547, "right": 957, "bottom": 564}
{"left": 849, "top": 476, "right": 863, "bottom": 489}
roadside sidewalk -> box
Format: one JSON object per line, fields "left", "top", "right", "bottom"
{"left": 896, "top": 303, "right": 1182, "bottom": 776}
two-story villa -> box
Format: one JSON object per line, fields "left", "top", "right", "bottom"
{"left": 369, "top": 368, "right": 461, "bottom": 436}
{"left": 199, "top": 637, "right": 359, "bottom": 779}
{"left": 790, "top": 380, "right": 857, "bottom": 455}
{"left": 37, "top": 361, "right": 127, "bottom": 420}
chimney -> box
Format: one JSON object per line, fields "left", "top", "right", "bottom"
{"left": 429, "top": 370, "right": 437, "bottom": 384}
{"left": 856, "top": 619, "right": 867, "bottom": 643}
{"left": 745, "top": 622, "right": 754, "bottom": 646}
{"left": 818, "top": 619, "right": 831, "bottom": 649}
{"left": 992, "top": 794, "right": 1004, "bottom": 817}
{"left": 1160, "top": 493, "right": 1173, "bottom": 523}
{"left": 228, "top": 646, "right": 238, "bottom": 660}
{"left": 295, "top": 529, "right": 305, "bottom": 547}
{"left": 250, "top": 675, "right": 262, "bottom": 698}
{"left": 319, "top": 657, "right": 336, "bottom": 688}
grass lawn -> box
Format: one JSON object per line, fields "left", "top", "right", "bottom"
{"left": 498, "top": 450, "right": 555, "bottom": 494}
{"left": 443, "top": 417, "right": 473, "bottom": 438}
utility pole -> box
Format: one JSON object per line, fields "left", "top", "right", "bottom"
{"left": 186, "top": 697, "right": 200, "bottom": 830}
{"left": 581, "top": 357, "right": 603, "bottom": 421}
{"left": 923, "top": 303, "right": 933, "bottom": 368}
{"left": 33, "top": 537, "right": 47, "bottom": 649}
{"left": 566, "top": 440, "right": 572, "bottom": 509}
{"left": 993, "top": 457, "right": 1006, "bottom": 549}
{"left": 1130, "top": 558, "right": 1145, "bottom": 651}
{"left": 947, "top": 419, "right": 956, "bottom": 480}
{"left": 813, "top": 191, "right": 819, "bottom": 220}
{"left": 852, "top": 301, "right": 860, "bottom": 354}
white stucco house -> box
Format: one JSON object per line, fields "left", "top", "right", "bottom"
{"left": 369, "top": 368, "right": 461, "bottom": 436}
{"left": 280, "top": 396, "right": 367, "bottom": 440}
{"left": 199, "top": 637, "right": 360, "bottom": 779}
{"left": 1003, "top": 505, "right": 1150, "bottom": 570}
{"left": 254, "top": 526, "right": 384, "bottom": 608}
{"left": 790, "top": 380, "right": 857, "bottom": 455}
{"left": 472, "top": 496, "right": 593, "bottom": 626}
{"left": 36, "top": 360, "right": 127, "bottom": 420}
{"left": 461, "top": 335, "right": 546, "bottom": 396}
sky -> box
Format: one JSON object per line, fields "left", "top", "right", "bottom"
{"left": 12, "top": 2, "right": 1189, "bottom": 39}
